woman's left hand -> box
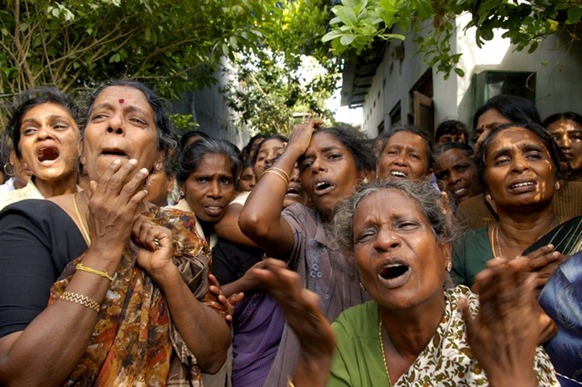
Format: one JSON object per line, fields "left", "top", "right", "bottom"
{"left": 523, "top": 244, "right": 568, "bottom": 292}
{"left": 133, "top": 215, "right": 175, "bottom": 279}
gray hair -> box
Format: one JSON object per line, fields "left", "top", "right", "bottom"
{"left": 330, "top": 180, "right": 459, "bottom": 253}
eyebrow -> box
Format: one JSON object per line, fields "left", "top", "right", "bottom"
{"left": 91, "top": 102, "right": 149, "bottom": 117}
{"left": 21, "top": 114, "right": 72, "bottom": 125}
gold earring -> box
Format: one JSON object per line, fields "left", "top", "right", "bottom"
{"left": 485, "top": 194, "right": 492, "bottom": 201}
{"left": 362, "top": 177, "right": 369, "bottom": 184}
{"left": 555, "top": 181, "right": 561, "bottom": 191}
{"left": 446, "top": 261, "right": 452, "bottom": 272}
{"left": 359, "top": 282, "right": 367, "bottom": 292}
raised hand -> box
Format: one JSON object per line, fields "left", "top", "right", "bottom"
{"left": 523, "top": 244, "right": 567, "bottom": 292}
{"left": 461, "top": 258, "right": 544, "bottom": 387}
{"left": 85, "top": 158, "right": 150, "bottom": 255}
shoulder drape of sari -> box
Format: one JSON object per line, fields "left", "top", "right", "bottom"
{"left": 523, "top": 216, "right": 582, "bottom": 257}
{"left": 48, "top": 207, "right": 226, "bottom": 386}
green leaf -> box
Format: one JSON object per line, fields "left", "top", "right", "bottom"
{"left": 340, "top": 34, "right": 357, "bottom": 46}
{"left": 336, "top": 6, "right": 358, "bottom": 27}
{"left": 454, "top": 67, "right": 465, "bottom": 77}
{"left": 322, "top": 30, "right": 343, "bottom": 42}
{"left": 567, "top": 6, "right": 582, "bottom": 24}
{"left": 109, "top": 53, "right": 121, "bottom": 63}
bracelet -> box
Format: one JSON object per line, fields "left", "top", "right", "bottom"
{"left": 60, "top": 291, "right": 100, "bottom": 313}
{"left": 270, "top": 167, "right": 290, "bottom": 182}
{"left": 262, "top": 169, "right": 289, "bottom": 185}
{"left": 76, "top": 262, "right": 114, "bottom": 282}
{"left": 287, "top": 377, "right": 295, "bottom": 387}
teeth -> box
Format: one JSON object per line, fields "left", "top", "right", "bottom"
{"left": 390, "top": 171, "right": 406, "bottom": 177}
{"left": 512, "top": 182, "right": 534, "bottom": 188}
{"left": 454, "top": 188, "right": 465, "bottom": 195}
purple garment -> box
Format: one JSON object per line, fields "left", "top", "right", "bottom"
{"left": 232, "top": 293, "right": 285, "bottom": 387}
{"left": 263, "top": 204, "right": 370, "bottom": 387}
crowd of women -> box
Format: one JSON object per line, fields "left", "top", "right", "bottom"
{"left": 0, "top": 83, "right": 580, "bottom": 386}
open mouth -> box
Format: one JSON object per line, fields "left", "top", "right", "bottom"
{"left": 38, "top": 146, "right": 60, "bottom": 163}
{"left": 454, "top": 187, "right": 466, "bottom": 196}
{"left": 286, "top": 183, "right": 303, "bottom": 197}
{"left": 390, "top": 171, "right": 407, "bottom": 179}
{"left": 101, "top": 146, "right": 129, "bottom": 158}
{"left": 379, "top": 263, "right": 409, "bottom": 280}
{"left": 314, "top": 180, "right": 334, "bottom": 193}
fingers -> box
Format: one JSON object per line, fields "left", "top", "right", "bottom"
{"left": 132, "top": 215, "right": 171, "bottom": 252}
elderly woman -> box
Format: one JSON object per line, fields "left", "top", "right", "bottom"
{"left": 0, "top": 87, "right": 83, "bottom": 210}
{"left": 252, "top": 180, "right": 558, "bottom": 386}
{"left": 452, "top": 122, "right": 582, "bottom": 289}
{"left": 375, "top": 124, "right": 432, "bottom": 182}
{"left": 0, "top": 80, "right": 230, "bottom": 385}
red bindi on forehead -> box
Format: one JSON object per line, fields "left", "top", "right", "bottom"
{"left": 119, "top": 99, "right": 125, "bottom": 104}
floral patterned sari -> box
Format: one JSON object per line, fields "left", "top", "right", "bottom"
{"left": 48, "top": 208, "right": 226, "bottom": 386}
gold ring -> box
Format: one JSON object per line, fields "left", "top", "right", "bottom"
{"left": 153, "top": 238, "right": 161, "bottom": 250}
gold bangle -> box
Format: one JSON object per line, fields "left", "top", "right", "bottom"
{"left": 261, "top": 169, "right": 289, "bottom": 185}
{"left": 270, "top": 167, "right": 290, "bottom": 181}
{"left": 76, "top": 262, "right": 114, "bottom": 282}
{"left": 287, "top": 377, "right": 295, "bottom": 387}
{"left": 60, "top": 291, "right": 100, "bottom": 313}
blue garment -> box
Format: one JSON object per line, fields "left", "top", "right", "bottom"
{"left": 539, "top": 251, "right": 582, "bottom": 386}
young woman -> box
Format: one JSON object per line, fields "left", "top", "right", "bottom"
{"left": 0, "top": 87, "right": 83, "bottom": 210}
{"left": 238, "top": 121, "right": 375, "bottom": 385}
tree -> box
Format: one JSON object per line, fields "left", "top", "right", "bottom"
{"left": 0, "top": 0, "right": 341, "bottom": 135}
{"left": 0, "top": 0, "right": 278, "bottom": 99}
{"left": 322, "top": 0, "right": 582, "bottom": 78}
{"left": 223, "top": 0, "right": 342, "bottom": 135}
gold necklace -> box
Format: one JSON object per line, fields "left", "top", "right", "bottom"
{"left": 378, "top": 320, "right": 392, "bottom": 386}
{"left": 73, "top": 192, "right": 91, "bottom": 245}
{"left": 490, "top": 222, "right": 501, "bottom": 258}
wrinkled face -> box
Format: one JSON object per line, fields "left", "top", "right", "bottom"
{"left": 182, "top": 153, "right": 236, "bottom": 223}
{"left": 376, "top": 131, "right": 430, "bottom": 181}
{"left": 254, "top": 138, "right": 287, "bottom": 177}
{"left": 300, "top": 132, "right": 363, "bottom": 218}
{"left": 474, "top": 109, "right": 511, "bottom": 150}
{"left": 484, "top": 127, "right": 556, "bottom": 210}
{"left": 434, "top": 148, "right": 480, "bottom": 204}
{"left": 83, "top": 86, "right": 162, "bottom": 181}
{"left": 238, "top": 166, "right": 256, "bottom": 192}
{"left": 353, "top": 189, "right": 450, "bottom": 311}
{"left": 546, "top": 118, "right": 582, "bottom": 173}
{"left": 18, "top": 102, "right": 81, "bottom": 184}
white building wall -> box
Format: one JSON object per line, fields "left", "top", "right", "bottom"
{"left": 359, "top": 14, "right": 582, "bottom": 139}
